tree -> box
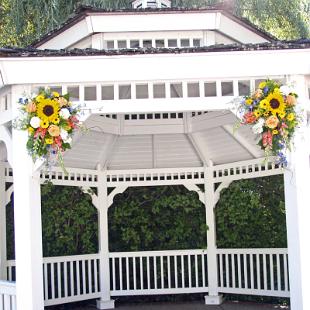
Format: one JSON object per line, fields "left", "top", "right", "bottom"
{"left": 0, "top": 0, "right": 309, "bottom": 47}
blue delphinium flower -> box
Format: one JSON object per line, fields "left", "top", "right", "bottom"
{"left": 277, "top": 152, "right": 288, "bottom": 166}
{"left": 263, "top": 87, "right": 269, "bottom": 94}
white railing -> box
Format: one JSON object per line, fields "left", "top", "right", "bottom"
{"left": 217, "top": 248, "right": 289, "bottom": 297}
{"left": 110, "top": 249, "right": 208, "bottom": 296}
{"left": 6, "top": 248, "right": 289, "bottom": 306}
{"left": 0, "top": 281, "right": 16, "bottom": 310}
{"left": 7, "top": 254, "right": 101, "bottom": 306}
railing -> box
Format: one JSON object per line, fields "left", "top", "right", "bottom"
{"left": 0, "top": 281, "right": 16, "bottom": 310}
{"left": 6, "top": 248, "right": 289, "bottom": 307}
{"left": 217, "top": 248, "right": 289, "bottom": 297}
{"left": 110, "top": 249, "right": 208, "bottom": 296}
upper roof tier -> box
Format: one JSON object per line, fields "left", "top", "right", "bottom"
{"left": 131, "top": 0, "right": 171, "bottom": 9}
{"left": 32, "top": 5, "right": 275, "bottom": 50}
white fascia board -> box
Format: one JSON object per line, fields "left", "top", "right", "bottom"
{"left": 218, "top": 14, "right": 269, "bottom": 43}
{"left": 90, "top": 12, "right": 217, "bottom": 33}
{"left": 0, "top": 49, "right": 309, "bottom": 85}
{"left": 38, "top": 17, "right": 93, "bottom": 49}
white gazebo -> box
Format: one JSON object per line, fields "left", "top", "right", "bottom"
{"left": 0, "top": 3, "right": 309, "bottom": 310}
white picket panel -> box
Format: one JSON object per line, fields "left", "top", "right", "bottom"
{"left": 0, "top": 281, "right": 16, "bottom": 310}
{"left": 217, "top": 248, "right": 290, "bottom": 297}
{"left": 5, "top": 248, "right": 289, "bottom": 307}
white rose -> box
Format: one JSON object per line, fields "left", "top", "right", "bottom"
{"left": 279, "top": 86, "right": 290, "bottom": 96}
{"left": 252, "top": 118, "right": 265, "bottom": 134}
{"left": 60, "top": 129, "right": 68, "bottom": 140}
{"left": 30, "top": 116, "right": 41, "bottom": 129}
{"left": 59, "top": 108, "right": 70, "bottom": 120}
{"left": 63, "top": 137, "right": 72, "bottom": 145}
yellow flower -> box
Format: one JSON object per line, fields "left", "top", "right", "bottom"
{"left": 259, "top": 82, "right": 266, "bottom": 89}
{"left": 254, "top": 110, "right": 262, "bottom": 117}
{"left": 287, "top": 113, "right": 295, "bottom": 121}
{"left": 28, "top": 127, "right": 34, "bottom": 134}
{"left": 45, "top": 138, "right": 53, "bottom": 145}
{"left": 52, "top": 92, "right": 60, "bottom": 98}
{"left": 36, "top": 95, "right": 45, "bottom": 102}
{"left": 48, "top": 125, "right": 60, "bottom": 137}
{"left": 37, "top": 98, "right": 59, "bottom": 122}
{"left": 245, "top": 98, "right": 253, "bottom": 105}
{"left": 263, "top": 111, "right": 270, "bottom": 117}
{"left": 273, "top": 88, "right": 280, "bottom": 93}
{"left": 52, "top": 117, "right": 60, "bottom": 124}
{"left": 272, "top": 130, "right": 279, "bottom": 135}
{"left": 259, "top": 99, "right": 268, "bottom": 109}
{"left": 40, "top": 119, "right": 49, "bottom": 128}
{"left": 265, "top": 115, "right": 279, "bottom": 129}
{"left": 266, "top": 91, "right": 286, "bottom": 115}
{"left": 278, "top": 111, "right": 286, "bottom": 119}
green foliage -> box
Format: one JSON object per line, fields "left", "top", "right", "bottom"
{"left": 216, "top": 175, "right": 287, "bottom": 248}
{"left": 109, "top": 186, "right": 208, "bottom": 252}
{"left": 40, "top": 183, "right": 98, "bottom": 256}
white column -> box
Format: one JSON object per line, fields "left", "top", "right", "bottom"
{"left": 284, "top": 77, "right": 310, "bottom": 310}
{"left": 12, "top": 129, "right": 44, "bottom": 310}
{"left": 0, "top": 162, "right": 7, "bottom": 280}
{"left": 204, "top": 166, "right": 223, "bottom": 305}
{"left": 96, "top": 169, "right": 115, "bottom": 310}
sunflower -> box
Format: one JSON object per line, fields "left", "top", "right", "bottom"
{"left": 40, "top": 119, "right": 49, "bottom": 129}
{"left": 259, "top": 99, "right": 268, "bottom": 109}
{"left": 287, "top": 113, "right": 295, "bottom": 121}
{"left": 37, "top": 99, "right": 59, "bottom": 122}
{"left": 265, "top": 92, "right": 286, "bottom": 115}
{"left": 254, "top": 110, "right": 262, "bottom": 117}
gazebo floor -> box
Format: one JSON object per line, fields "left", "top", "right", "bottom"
{"left": 64, "top": 301, "right": 289, "bottom": 310}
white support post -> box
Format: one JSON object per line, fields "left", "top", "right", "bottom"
{"left": 97, "top": 169, "right": 115, "bottom": 310}
{"left": 284, "top": 76, "right": 310, "bottom": 310}
{"left": 0, "top": 162, "right": 7, "bottom": 280}
{"left": 12, "top": 129, "right": 44, "bottom": 310}
{"left": 204, "top": 166, "right": 223, "bottom": 305}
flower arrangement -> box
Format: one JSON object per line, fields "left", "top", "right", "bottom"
{"left": 239, "top": 79, "right": 300, "bottom": 165}
{"left": 15, "top": 89, "right": 80, "bottom": 171}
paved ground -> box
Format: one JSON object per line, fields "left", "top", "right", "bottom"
{"left": 63, "top": 301, "right": 289, "bottom": 310}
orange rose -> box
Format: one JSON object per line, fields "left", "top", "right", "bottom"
{"left": 48, "top": 125, "right": 60, "bottom": 137}
{"left": 254, "top": 89, "right": 263, "bottom": 99}
{"left": 25, "top": 101, "right": 37, "bottom": 113}
{"left": 56, "top": 97, "right": 68, "bottom": 107}
{"left": 286, "top": 95, "right": 297, "bottom": 106}
{"left": 265, "top": 115, "right": 279, "bottom": 129}
{"left": 243, "top": 112, "right": 256, "bottom": 124}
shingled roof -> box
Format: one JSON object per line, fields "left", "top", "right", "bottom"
{"left": 30, "top": 4, "right": 276, "bottom": 48}
{"left": 1, "top": 40, "right": 310, "bottom": 58}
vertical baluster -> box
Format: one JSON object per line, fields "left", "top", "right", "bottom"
{"left": 263, "top": 254, "right": 267, "bottom": 291}
{"left": 88, "top": 259, "right": 92, "bottom": 294}
{"left": 11, "top": 295, "right": 17, "bottom": 310}
{"left": 181, "top": 255, "right": 185, "bottom": 288}
{"left": 276, "top": 254, "right": 281, "bottom": 291}
{"left": 270, "top": 254, "right": 274, "bottom": 291}
{"left": 168, "top": 256, "right": 171, "bottom": 289}
{"left": 3, "top": 295, "right": 10, "bottom": 310}
{"left": 64, "top": 261, "right": 68, "bottom": 298}
{"left": 250, "top": 254, "right": 254, "bottom": 289}
{"left": 219, "top": 254, "right": 223, "bottom": 288}
{"left": 284, "top": 254, "right": 288, "bottom": 292}
{"left": 82, "top": 260, "right": 86, "bottom": 295}
{"left": 132, "top": 257, "right": 136, "bottom": 291}
{"left": 237, "top": 254, "right": 241, "bottom": 289}
{"left": 119, "top": 258, "right": 123, "bottom": 291}
{"left": 244, "top": 254, "right": 248, "bottom": 289}
{"left": 139, "top": 257, "right": 143, "bottom": 290}
{"left": 70, "top": 261, "right": 74, "bottom": 296}
{"left": 195, "top": 254, "right": 198, "bottom": 287}
{"left": 202, "top": 254, "right": 206, "bottom": 287}
{"left": 0, "top": 294, "right": 3, "bottom": 310}
{"left": 51, "top": 263, "right": 55, "bottom": 300}
{"left": 126, "top": 257, "right": 130, "bottom": 290}
{"left": 160, "top": 256, "right": 164, "bottom": 289}
{"left": 57, "top": 262, "right": 62, "bottom": 298}
{"left": 174, "top": 256, "right": 178, "bottom": 288}
{"left": 43, "top": 263, "right": 48, "bottom": 300}
{"left": 76, "top": 261, "right": 81, "bottom": 296}
{"left": 231, "top": 254, "right": 236, "bottom": 288}
{"left": 256, "top": 254, "right": 261, "bottom": 290}
{"left": 94, "top": 258, "right": 98, "bottom": 293}
{"left": 154, "top": 256, "right": 157, "bottom": 289}
{"left": 188, "top": 255, "right": 192, "bottom": 288}
{"left": 147, "top": 256, "right": 150, "bottom": 290}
